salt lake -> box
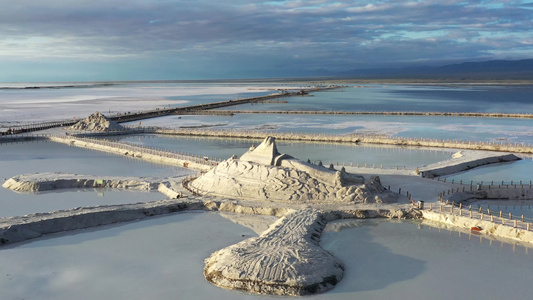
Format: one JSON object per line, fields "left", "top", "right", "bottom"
{"left": 2, "top": 82, "right": 533, "bottom": 299}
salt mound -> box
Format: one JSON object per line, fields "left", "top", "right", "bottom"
{"left": 70, "top": 111, "right": 124, "bottom": 131}
{"left": 204, "top": 209, "right": 344, "bottom": 296}
{"left": 452, "top": 151, "right": 464, "bottom": 158}
{"left": 189, "top": 136, "right": 399, "bottom": 204}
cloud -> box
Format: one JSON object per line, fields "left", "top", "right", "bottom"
{"left": 1, "top": 0, "right": 532, "bottom": 80}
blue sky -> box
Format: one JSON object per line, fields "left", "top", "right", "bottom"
{"left": 1, "top": 0, "right": 532, "bottom": 81}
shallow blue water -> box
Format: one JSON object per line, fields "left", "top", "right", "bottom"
{"left": 0, "top": 140, "right": 191, "bottom": 217}
{"left": 443, "top": 158, "right": 533, "bottom": 184}
{"left": 222, "top": 85, "right": 533, "bottom": 113}
{"left": 125, "top": 112, "right": 533, "bottom": 145}
{"left": 105, "top": 134, "right": 453, "bottom": 169}
{"left": 1, "top": 214, "right": 531, "bottom": 300}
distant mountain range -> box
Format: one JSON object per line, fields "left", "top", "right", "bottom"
{"left": 332, "top": 59, "right": 533, "bottom": 79}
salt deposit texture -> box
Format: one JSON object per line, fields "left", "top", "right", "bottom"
{"left": 2, "top": 82, "right": 533, "bottom": 299}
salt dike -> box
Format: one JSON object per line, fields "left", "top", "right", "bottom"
{"left": 189, "top": 136, "right": 399, "bottom": 204}
{"left": 69, "top": 111, "right": 124, "bottom": 131}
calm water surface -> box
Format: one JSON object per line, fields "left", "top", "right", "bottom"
{"left": 223, "top": 85, "right": 533, "bottom": 113}
{"left": 105, "top": 134, "right": 453, "bottom": 169}
{"left": 126, "top": 112, "right": 533, "bottom": 145}
{"left": 0, "top": 140, "right": 191, "bottom": 217}
{"left": 1, "top": 214, "right": 531, "bottom": 300}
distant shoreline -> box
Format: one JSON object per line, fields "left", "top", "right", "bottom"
{"left": 2, "top": 78, "right": 533, "bottom": 87}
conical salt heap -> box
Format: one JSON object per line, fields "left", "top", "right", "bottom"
{"left": 189, "top": 136, "right": 399, "bottom": 204}
{"left": 70, "top": 111, "right": 124, "bottom": 131}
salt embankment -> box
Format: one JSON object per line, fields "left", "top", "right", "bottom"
{"left": 48, "top": 135, "right": 214, "bottom": 172}
{"left": 2, "top": 172, "right": 183, "bottom": 199}
{"left": 0, "top": 199, "right": 203, "bottom": 246}
{"left": 204, "top": 209, "right": 344, "bottom": 296}
{"left": 155, "top": 128, "right": 533, "bottom": 154}
{"left": 417, "top": 150, "right": 520, "bottom": 178}
{"left": 0, "top": 193, "right": 416, "bottom": 247}
{"left": 211, "top": 109, "right": 533, "bottom": 119}
{"left": 189, "top": 136, "right": 401, "bottom": 204}
{"left": 422, "top": 210, "right": 533, "bottom": 244}
{"left": 445, "top": 187, "right": 533, "bottom": 203}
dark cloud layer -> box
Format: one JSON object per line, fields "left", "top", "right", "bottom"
{"left": 1, "top": 0, "right": 532, "bottom": 80}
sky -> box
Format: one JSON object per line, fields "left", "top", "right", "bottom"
{"left": 1, "top": 0, "right": 533, "bottom": 81}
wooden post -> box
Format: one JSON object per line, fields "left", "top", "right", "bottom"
{"left": 514, "top": 220, "right": 517, "bottom": 228}
{"left": 509, "top": 213, "right": 513, "bottom": 220}
{"left": 469, "top": 211, "right": 472, "bottom": 218}
{"left": 491, "top": 215, "right": 494, "bottom": 222}
{"left": 481, "top": 213, "right": 484, "bottom": 220}
{"left": 499, "top": 211, "right": 502, "bottom": 218}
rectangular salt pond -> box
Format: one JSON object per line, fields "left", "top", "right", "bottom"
{"left": 0, "top": 140, "right": 192, "bottom": 217}
{"left": 125, "top": 112, "right": 533, "bottom": 145}
{"left": 0, "top": 139, "right": 192, "bottom": 178}
{"left": 1, "top": 213, "right": 532, "bottom": 300}
{"left": 222, "top": 85, "right": 533, "bottom": 113}
{"left": 104, "top": 134, "right": 454, "bottom": 169}
{"left": 441, "top": 158, "right": 533, "bottom": 185}
{"left": 0, "top": 189, "right": 165, "bottom": 219}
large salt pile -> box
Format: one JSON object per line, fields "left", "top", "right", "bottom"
{"left": 70, "top": 111, "right": 124, "bottom": 131}
{"left": 189, "top": 136, "right": 399, "bottom": 204}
